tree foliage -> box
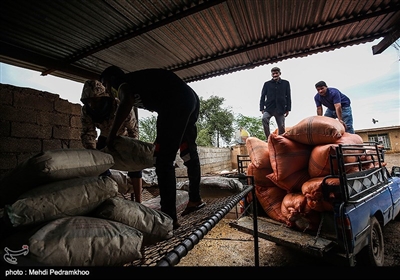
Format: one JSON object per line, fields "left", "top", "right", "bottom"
{"left": 138, "top": 99, "right": 268, "bottom": 147}
{"left": 234, "top": 113, "right": 267, "bottom": 141}
{"left": 198, "top": 96, "right": 234, "bottom": 147}
{"left": 138, "top": 115, "right": 157, "bottom": 143}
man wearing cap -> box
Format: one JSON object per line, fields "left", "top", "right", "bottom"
{"left": 314, "top": 81, "right": 354, "bottom": 134}
{"left": 259, "top": 66, "right": 292, "bottom": 140}
{"left": 80, "top": 80, "right": 143, "bottom": 202}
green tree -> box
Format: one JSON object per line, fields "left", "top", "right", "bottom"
{"left": 234, "top": 113, "right": 269, "bottom": 141}
{"left": 138, "top": 115, "right": 157, "bottom": 143}
{"left": 198, "top": 96, "right": 234, "bottom": 147}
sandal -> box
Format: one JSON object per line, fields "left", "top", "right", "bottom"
{"left": 181, "top": 201, "right": 206, "bottom": 216}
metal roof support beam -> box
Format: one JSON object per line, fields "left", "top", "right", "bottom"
{"left": 372, "top": 27, "right": 400, "bottom": 55}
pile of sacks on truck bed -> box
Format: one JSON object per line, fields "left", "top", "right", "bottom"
{"left": 0, "top": 137, "right": 174, "bottom": 266}
{"left": 246, "top": 115, "right": 381, "bottom": 232}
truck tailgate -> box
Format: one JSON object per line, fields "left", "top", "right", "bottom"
{"left": 230, "top": 216, "right": 336, "bottom": 258}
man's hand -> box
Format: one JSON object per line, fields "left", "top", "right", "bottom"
{"left": 339, "top": 120, "right": 347, "bottom": 130}
{"left": 106, "top": 135, "right": 116, "bottom": 151}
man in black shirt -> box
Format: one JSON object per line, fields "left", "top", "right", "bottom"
{"left": 259, "top": 67, "right": 291, "bottom": 140}
{"left": 100, "top": 66, "right": 205, "bottom": 229}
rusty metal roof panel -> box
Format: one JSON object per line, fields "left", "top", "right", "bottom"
{"left": 0, "top": 0, "right": 399, "bottom": 84}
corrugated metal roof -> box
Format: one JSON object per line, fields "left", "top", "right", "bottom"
{"left": 1, "top": 0, "right": 399, "bottom": 84}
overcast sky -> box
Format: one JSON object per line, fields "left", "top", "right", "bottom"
{"left": 0, "top": 38, "right": 399, "bottom": 131}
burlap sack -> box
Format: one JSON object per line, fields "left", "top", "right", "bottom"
{"left": 246, "top": 162, "right": 274, "bottom": 188}
{"left": 109, "top": 169, "right": 132, "bottom": 194}
{"left": 268, "top": 134, "right": 312, "bottom": 181}
{"left": 255, "top": 185, "right": 286, "bottom": 223}
{"left": 94, "top": 197, "right": 173, "bottom": 246}
{"left": 301, "top": 177, "right": 339, "bottom": 212}
{"left": 142, "top": 189, "right": 189, "bottom": 213}
{"left": 28, "top": 216, "right": 143, "bottom": 266}
{"left": 6, "top": 176, "right": 118, "bottom": 227}
{"left": 281, "top": 192, "right": 308, "bottom": 224}
{"left": 101, "top": 136, "right": 154, "bottom": 172}
{"left": 0, "top": 149, "right": 114, "bottom": 207}
{"left": 266, "top": 169, "right": 310, "bottom": 193}
{"left": 283, "top": 115, "right": 345, "bottom": 145}
{"left": 245, "top": 137, "right": 272, "bottom": 169}
{"left": 280, "top": 192, "right": 320, "bottom": 231}
{"left": 308, "top": 132, "right": 364, "bottom": 177}
{"left": 177, "top": 176, "right": 243, "bottom": 198}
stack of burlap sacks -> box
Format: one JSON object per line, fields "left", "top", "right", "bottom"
{"left": 0, "top": 136, "right": 173, "bottom": 266}
{"left": 246, "top": 115, "right": 378, "bottom": 232}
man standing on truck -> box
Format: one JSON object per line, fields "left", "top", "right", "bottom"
{"left": 314, "top": 81, "right": 355, "bottom": 134}
{"left": 259, "top": 66, "right": 292, "bottom": 140}
{"left": 100, "top": 66, "right": 205, "bottom": 230}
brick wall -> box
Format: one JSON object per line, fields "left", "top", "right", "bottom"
{"left": 0, "top": 84, "right": 233, "bottom": 178}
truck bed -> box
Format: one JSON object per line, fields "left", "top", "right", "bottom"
{"left": 230, "top": 215, "right": 336, "bottom": 258}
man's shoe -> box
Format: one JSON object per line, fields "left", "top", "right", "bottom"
{"left": 173, "top": 221, "right": 181, "bottom": 230}
{"left": 181, "top": 201, "right": 206, "bottom": 216}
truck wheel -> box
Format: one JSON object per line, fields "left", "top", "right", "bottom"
{"left": 357, "top": 216, "right": 384, "bottom": 266}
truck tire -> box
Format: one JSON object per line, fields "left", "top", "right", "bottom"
{"left": 357, "top": 216, "right": 384, "bottom": 266}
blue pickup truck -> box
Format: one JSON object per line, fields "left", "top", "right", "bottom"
{"left": 232, "top": 142, "right": 400, "bottom": 266}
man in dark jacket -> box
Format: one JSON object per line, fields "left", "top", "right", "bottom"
{"left": 100, "top": 66, "right": 205, "bottom": 229}
{"left": 259, "top": 66, "right": 291, "bottom": 140}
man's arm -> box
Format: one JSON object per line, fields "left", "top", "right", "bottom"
{"left": 316, "top": 106, "right": 323, "bottom": 116}
{"left": 334, "top": 103, "right": 346, "bottom": 129}
{"left": 284, "top": 81, "right": 291, "bottom": 117}
{"left": 80, "top": 109, "right": 97, "bottom": 149}
{"left": 107, "top": 83, "right": 136, "bottom": 148}
{"left": 125, "top": 108, "right": 139, "bottom": 139}
{"left": 334, "top": 103, "right": 343, "bottom": 121}
{"left": 259, "top": 83, "right": 266, "bottom": 113}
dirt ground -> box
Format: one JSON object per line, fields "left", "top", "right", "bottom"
{"left": 176, "top": 153, "right": 400, "bottom": 268}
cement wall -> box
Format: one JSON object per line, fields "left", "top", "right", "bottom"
{"left": 0, "top": 84, "right": 233, "bottom": 178}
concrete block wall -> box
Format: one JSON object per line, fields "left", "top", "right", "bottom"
{"left": 175, "top": 146, "right": 232, "bottom": 180}
{"left": 0, "top": 84, "right": 233, "bottom": 178}
{"left": 0, "top": 84, "right": 83, "bottom": 177}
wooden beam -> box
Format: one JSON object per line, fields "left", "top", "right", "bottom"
{"left": 372, "top": 27, "right": 400, "bottom": 55}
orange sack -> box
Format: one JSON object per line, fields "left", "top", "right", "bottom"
{"left": 255, "top": 185, "right": 286, "bottom": 223}
{"left": 266, "top": 168, "right": 310, "bottom": 193}
{"left": 281, "top": 192, "right": 321, "bottom": 231}
{"left": 308, "top": 132, "right": 363, "bottom": 177}
{"left": 247, "top": 162, "right": 274, "bottom": 188}
{"left": 301, "top": 177, "right": 339, "bottom": 212}
{"left": 268, "top": 133, "right": 312, "bottom": 181}
{"left": 245, "top": 137, "right": 272, "bottom": 169}
{"left": 283, "top": 115, "right": 345, "bottom": 145}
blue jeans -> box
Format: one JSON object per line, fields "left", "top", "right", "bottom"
{"left": 324, "top": 106, "right": 354, "bottom": 134}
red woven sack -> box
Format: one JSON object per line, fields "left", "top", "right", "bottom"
{"left": 308, "top": 132, "right": 363, "bottom": 177}
{"left": 281, "top": 193, "right": 321, "bottom": 231}
{"left": 301, "top": 177, "right": 339, "bottom": 212}
{"left": 268, "top": 134, "right": 312, "bottom": 181}
{"left": 283, "top": 115, "right": 345, "bottom": 145}
{"left": 245, "top": 137, "right": 271, "bottom": 169}
{"left": 247, "top": 162, "right": 274, "bottom": 188}
{"left": 266, "top": 169, "right": 310, "bottom": 193}
{"left": 255, "top": 185, "right": 286, "bottom": 223}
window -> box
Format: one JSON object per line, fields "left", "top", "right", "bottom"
{"left": 368, "top": 133, "right": 391, "bottom": 150}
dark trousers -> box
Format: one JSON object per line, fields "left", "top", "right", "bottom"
{"left": 154, "top": 87, "right": 201, "bottom": 222}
